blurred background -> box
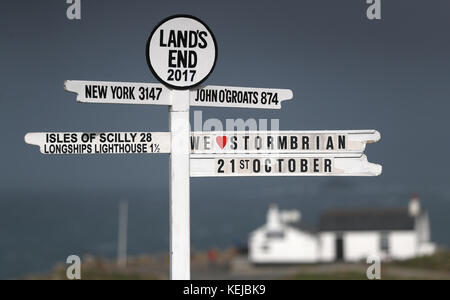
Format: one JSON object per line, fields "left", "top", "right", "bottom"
{"left": 1, "top": 0, "right": 450, "bottom": 279}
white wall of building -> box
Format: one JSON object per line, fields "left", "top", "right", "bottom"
{"left": 343, "top": 232, "right": 380, "bottom": 262}
{"left": 250, "top": 227, "right": 435, "bottom": 263}
{"left": 248, "top": 203, "right": 436, "bottom": 264}
{"left": 319, "top": 233, "right": 335, "bottom": 263}
{"left": 318, "top": 231, "right": 421, "bottom": 262}
{"left": 249, "top": 226, "right": 319, "bottom": 263}
{"left": 389, "top": 231, "right": 418, "bottom": 260}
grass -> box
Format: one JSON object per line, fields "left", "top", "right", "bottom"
{"left": 287, "top": 272, "right": 369, "bottom": 280}
{"left": 26, "top": 251, "right": 450, "bottom": 280}
{"left": 391, "top": 251, "right": 450, "bottom": 273}
{"left": 287, "top": 251, "right": 450, "bottom": 280}
{"left": 26, "top": 268, "right": 162, "bottom": 280}
{"left": 76, "top": 271, "right": 160, "bottom": 280}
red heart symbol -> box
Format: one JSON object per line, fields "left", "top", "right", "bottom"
{"left": 216, "top": 136, "right": 228, "bottom": 149}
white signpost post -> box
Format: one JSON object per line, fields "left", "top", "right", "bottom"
{"left": 25, "top": 15, "right": 382, "bottom": 280}
{"left": 146, "top": 15, "right": 218, "bottom": 281}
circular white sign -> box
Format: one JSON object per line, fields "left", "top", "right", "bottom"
{"left": 146, "top": 15, "right": 217, "bottom": 90}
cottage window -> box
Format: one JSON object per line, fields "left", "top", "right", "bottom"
{"left": 266, "top": 231, "right": 285, "bottom": 239}
{"left": 261, "top": 244, "right": 270, "bottom": 252}
{"left": 380, "top": 232, "right": 390, "bottom": 252}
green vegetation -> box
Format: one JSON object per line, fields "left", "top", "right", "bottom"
{"left": 392, "top": 251, "right": 450, "bottom": 273}
{"left": 27, "top": 269, "right": 161, "bottom": 280}
{"left": 287, "top": 251, "right": 450, "bottom": 280}
{"left": 72, "top": 271, "right": 159, "bottom": 280}
{"left": 25, "top": 250, "right": 450, "bottom": 280}
{"left": 287, "top": 272, "right": 368, "bottom": 280}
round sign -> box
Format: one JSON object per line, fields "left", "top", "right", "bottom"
{"left": 146, "top": 15, "right": 218, "bottom": 90}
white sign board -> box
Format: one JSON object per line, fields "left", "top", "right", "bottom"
{"left": 65, "top": 80, "right": 293, "bottom": 110}
{"left": 190, "top": 86, "right": 293, "bottom": 109}
{"left": 191, "top": 130, "right": 380, "bottom": 154}
{"left": 190, "top": 154, "right": 382, "bottom": 177}
{"left": 24, "top": 132, "right": 170, "bottom": 154}
{"left": 146, "top": 15, "right": 217, "bottom": 89}
{"left": 64, "top": 80, "right": 171, "bottom": 105}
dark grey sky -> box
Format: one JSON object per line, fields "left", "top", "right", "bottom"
{"left": 2, "top": 0, "right": 449, "bottom": 190}
{"left": 1, "top": 0, "right": 450, "bottom": 279}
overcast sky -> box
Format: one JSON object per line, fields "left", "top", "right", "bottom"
{"left": 1, "top": 0, "right": 449, "bottom": 197}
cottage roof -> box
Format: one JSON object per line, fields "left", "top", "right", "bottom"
{"left": 287, "top": 221, "right": 317, "bottom": 234}
{"left": 319, "top": 208, "right": 416, "bottom": 232}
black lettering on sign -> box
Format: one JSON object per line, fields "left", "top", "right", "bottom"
{"left": 253, "top": 159, "right": 261, "bottom": 173}
{"left": 140, "top": 133, "right": 152, "bottom": 143}
{"left": 160, "top": 30, "right": 208, "bottom": 49}
{"left": 277, "top": 159, "right": 283, "bottom": 172}
{"left": 167, "top": 30, "right": 177, "bottom": 47}
{"left": 44, "top": 144, "right": 92, "bottom": 154}
{"left": 267, "top": 136, "right": 274, "bottom": 150}
{"left": 291, "top": 136, "right": 298, "bottom": 150}
{"left": 240, "top": 160, "right": 246, "bottom": 170}
{"left": 278, "top": 136, "right": 287, "bottom": 150}
{"left": 230, "top": 136, "right": 238, "bottom": 150}
{"left": 85, "top": 85, "right": 107, "bottom": 99}
{"left": 217, "top": 159, "right": 225, "bottom": 173}
{"left": 159, "top": 30, "right": 167, "bottom": 47}
{"left": 168, "top": 50, "right": 197, "bottom": 68}
{"left": 265, "top": 159, "right": 272, "bottom": 172}
{"left": 302, "top": 136, "right": 310, "bottom": 150}
{"left": 255, "top": 136, "right": 262, "bottom": 150}
{"left": 213, "top": 157, "right": 334, "bottom": 175}
{"left": 191, "top": 136, "right": 200, "bottom": 151}
{"left": 198, "top": 31, "right": 208, "bottom": 48}
{"left": 204, "top": 136, "right": 211, "bottom": 150}
{"left": 243, "top": 136, "right": 250, "bottom": 150}
{"left": 301, "top": 159, "right": 308, "bottom": 172}
{"left": 313, "top": 159, "right": 320, "bottom": 173}
{"left": 288, "top": 159, "right": 296, "bottom": 172}
{"left": 139, "top": 87, "right": 162, "bottom": 101}
{"left": 324, "top": 159, "right": 332, "bottom": 173}
{"left": 168, "top": 69, "right": 196, "bottom": 82}
{"left": 326, "top": 136, "right": 334, "bottom": 150}
{"left": 111, "top": 86, "right": 136, "bottom": 100}
{"left": 338, "top": 135, "right": 346, "bottom": 150}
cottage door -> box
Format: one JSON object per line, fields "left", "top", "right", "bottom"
{"left": 335, "top": 236, "right": 344, "bottom": 261}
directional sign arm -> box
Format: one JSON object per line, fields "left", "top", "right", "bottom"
{"left": 190, "top": 130, "right": 381, "bottom": 154}
{"left": 25, "top": 132, "right": 171, "bottom": 154}
{"left": 190, "top": 154, "right": 382, "bottom": 177}
{"left": 64, "top": 80, "right": 171, "bottom": 105}
{"left": 190, "top": 85, "right": 293, "bottom": 109}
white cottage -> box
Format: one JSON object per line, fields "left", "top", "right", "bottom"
{"left": 249, "top": 196, "right": 436, "bottom": 264}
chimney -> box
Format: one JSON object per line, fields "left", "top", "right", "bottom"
{"left": 409, "top": 194, "right": 421, "bottom": 217}
{"left": 267, "top": 204, "right": 282, "bottom": 231}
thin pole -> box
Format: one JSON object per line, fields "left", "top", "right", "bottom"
{"left": 117, "top": 200, "right": 128, "bottom": 268}
{"left": 169, "top": 90, "right": 191, "bottom": 280}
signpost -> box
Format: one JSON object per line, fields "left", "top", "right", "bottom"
{"left": 65, "top": 81, "right": 171, "bottom": 106}
{"left": 25, "top": 132, "right": 170, "bottom": 154}
{"left": 190, "top": 154, "right": 381, "bottom": 177}
{"left": 25, "top": 15, "right": 382, "bottom": 280}
{"left": 190, "top": 85, "right": 293, "bottom": 109}
{"left": 190, "top": 130, "right": 380, "bottom": 154}
{"left": 65, "top": 80, "right": 293, "bottom": 109}
{"left": 146, "top": 15, "right": 218, "bottom": 90}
